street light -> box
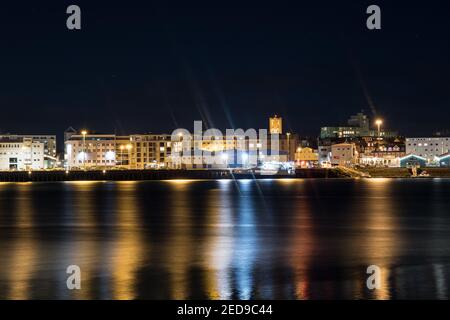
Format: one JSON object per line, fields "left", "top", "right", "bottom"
{"left": 375, "top": 119, "right": 383, "bottom": 137}
{"left": 81, "top": 130, "right": 87, "bottom": 170}
{"left": 286, "top": 132, "right": 291, "bottom": 161}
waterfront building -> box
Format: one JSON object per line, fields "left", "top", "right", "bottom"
{"left": 357, "top": 136, "right": 405, "bottom": 167}
{"left": 65, "top": 132, "right": 174, "bottom": 170}
{"left": 331, "top": 143, "right": 357, "bottom": 167}
{"left": 405, "top": 137, "right": 450, "bottom": 163}
{"left": 129, "top": 134, "right": 172, "bottom": 169}
{"left": 295, "top": 147, "right": 319, "bottom": 168}
{"left": 400, "top": 154, "right": 427, "bottom": 168}
{"left": 170, "top": 115, "right": 298, "bottom": 169}
{"left": 320, "top": 112, "right": 397, "bottom": 139}
{"left": 438, "top": 153, "right": 450, "bottom": 167}
{"left": 65, "top": 134, "right": 122, "bottom": 169}
{"left": 267, "top": 116, "right": 298, "bottom": 161}
{"left": 0, "top": 136, "right": 45, "bottom": 170}
{"left": 318, "top": 145, "right": 332, "bottom": 166}
{"left": 0, "top": 134, "right": 57, "bottom": 168}
{"left": 269, "top": 115, "right": 282, "bottom": 134}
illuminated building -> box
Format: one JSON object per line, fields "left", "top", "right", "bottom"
{"left": 318, "top": 145, "right": 332, "bottom": 166}
{"left": 295, "top": 147, "right": 319, "bottom": 168}
{"left": 269, "top": 115, "right": 282, "bottom": 134}
{"left": 399, "top": 154, "right": 427, "bottom": 168}
{"left": 64, "top": 132, "right": 173, "bottom": 170}
{"left": 357, "top": 137, "right": 405, "bottom": 167}
{"left": 0, "top": 136, "right": 45, "bottom": 170}
{"left": 406, "top": 137, "right": 450, "bottom": 162}
{"left": 169, "top": 116, "right": 298, "bottom": 169}
{"left": 331, "top": 143, "right": 357, "bottom": 167}
{"left": 438, "top": 153, "right": 450, "bottom": 167}
{"left": 129, "top": 134, "right": 172, "bottom": 169}
{"left": 320, "top": 112, "right": 397, "bottom": 139}
{"left": 0, "top": 134, "right": 57, "bottom": 168}
{"left": 65, "top": 133, "right": 124, "bottom": 169}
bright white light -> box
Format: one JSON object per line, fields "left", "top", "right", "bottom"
{"left": 242, "top": 153, "right": 248, "bottom": 162}
{"left": 221, "top": 153, "right": 228, "bottom": 160}
{"left": 77, "top": 151, "right": 86, "bottom": 161}
{"left": 105, "top": 151, "right": 115, "bottom": 161}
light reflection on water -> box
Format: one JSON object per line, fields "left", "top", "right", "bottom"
{"left": 1, "top": 179, "right": 450, "bottom": 299}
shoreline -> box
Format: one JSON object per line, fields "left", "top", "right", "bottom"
{"left": 0, "top": 168, "right": 449, "bottom": 182}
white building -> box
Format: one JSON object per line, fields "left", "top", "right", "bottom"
{"left": 0, "top": 137, "right": 45, "bottom": 171}
{"left": 318, "top": 145, "right": 332, "bottom": 166}
{"left": 65, "top": 134, "right": 126, "bottom": 170}
{"left": 406, "top": 137, "right": 450, "bottom": 162}
{"left": 0, "top": 134, "right": 57, "bottom": 168}
{"left": 65, "top": 132, "right": 174, "bottom": 170}
{"left": 331, "top": 143, "right": 357, "bottom": 167}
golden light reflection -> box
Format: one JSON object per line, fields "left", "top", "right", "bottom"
{"left": 15, "top": 183, "right": 34, "bottom": 228}
{"left": 68, "top": 181, "right": 100, "bottom": 299}
{"left": 276, "top": 178, "right": 303, "bottom": 184}
{"left": 111, "top": 182, "right": 146, "bottom": 300}
{"left": 164, "top": 179, "right": 206, "bottom": 185}
{"left": 166, "top": 184, "right": 193, "bottom": 299}
{"left": 288, "top": 195, "right": 314, "bottom": 299}
{"left": 6, "top": 234, "right": 38, "bottom": 299}
{"left": 65, "top": 181, "right": 103, "bottom": 186}
{"left": 201, "top": 184, "right": 234, "bottom": 299}
{"left": 6, "top": 184, "right": 38, "bottom": 299}
{"left": 360, "top": 179, "right": 399, "bottom": 299}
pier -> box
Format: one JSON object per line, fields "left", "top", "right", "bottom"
{"left": 0, "top": 168, "right": 351, "bottom": 182}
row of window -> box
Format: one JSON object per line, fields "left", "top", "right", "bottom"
{"left": 407, "top": 138, "right": 449, "bottom": 141}
{"left": 0, "top": 152, "right": 42, "bottom": 155}
{"left": 0, "top": 144, "right": 42, "bottom": 148}
{"left": 76, "top": 160, "right": 114, "bottom": 164}
{"left": 6, "top": 158, "right": 41, "bottom": 163}
{"left": 408, "top": 143, "right": 450, "bottom": 147}
{"left": 334, "top": 147, "right": 352, "bottom": 151}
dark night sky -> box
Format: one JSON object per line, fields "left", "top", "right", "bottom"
{"left": 1, "top": 0, "right": 450, "bottom": 139}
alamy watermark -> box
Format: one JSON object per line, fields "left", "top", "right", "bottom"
{"left": 366, "top": 265, "right": 382, "bottom": 290}
{"left": 169, "top": 121, "right": 281, "bottom": 167}
{"left": 66, "top": 265, "right": 81, "bottom": 290}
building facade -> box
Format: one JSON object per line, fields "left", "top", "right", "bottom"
{"left": 0, "top": 137, "right": 45, "bottom": 170}
{"left": 438, "top": 154, "right": 450, "bottom": 167}
{"left": 320, "top": 112, "right": 397, "bottom": 139}
{"left": 129, "top": 134, "right": 172, "bottom": 169}
{"left": 0, "top": 134, "right": 57, "bottom": 168}
{"left": 65, "top": 134, "right": 122, "bottom": 169}
{"left": 357, "top": 136, "right": 405, "bottom": 167}
{"left": 405, "top": 137, "right": 450, "bottom": 162}
{"left": 269, "top": 115, "right": 282, "bottom": 134}
{"left": 400, "top": 154, "right": 427, "bottom": 168}
{"left": 295, "top": 147, "right": 319, "bottom": 168}
{"left": 331, "top": 143, "right": 357, "bottom": 167}
{"left": 65, "top": 132, "right": 173, "bottom": 170}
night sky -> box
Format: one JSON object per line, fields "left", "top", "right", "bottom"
{"left": 1, "top": 0, "right": 450, "bottom": 139}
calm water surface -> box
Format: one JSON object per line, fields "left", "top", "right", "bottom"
{"left": 1, "top": 178, "right": 450, "bottom": 299}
